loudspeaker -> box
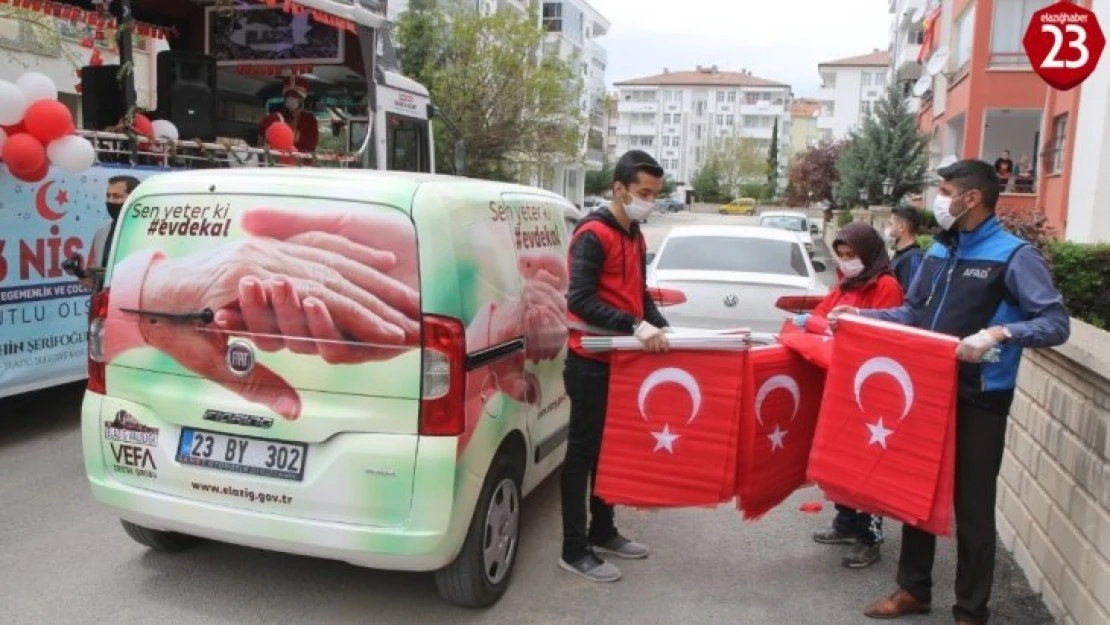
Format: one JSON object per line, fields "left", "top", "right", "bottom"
{"left": 156, "top": 51, "right": 218, "bottom": 140}
{"left": 81, "top": 65, "right": 127, "bottom": 130}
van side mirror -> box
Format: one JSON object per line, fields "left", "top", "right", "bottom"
{"left": 812, "top": 260, "right": 827, "bottom": 273}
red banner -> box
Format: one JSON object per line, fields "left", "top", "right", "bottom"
{"left": 806, "top": 315, "right": 958, "bottom": 535}
{"left": 776, "top": 319, "right": 833, "bottom": 369}
{"left": 0, "top": 0, "right": 173, "bottom": 40}
{"left": 735, "top": 344, "right": 825, "bottom": 520}
{"left": 595, "top": 350, "right": 747, "bottom": 508}
{"left": 254, "top": 0, "right": 358, "bottom": 34}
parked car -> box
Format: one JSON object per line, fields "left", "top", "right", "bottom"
{"left": 82, "top": 169, "right": 575, "bottom": 608}
{"left": 758, "top": 210, "right": 820, "bottom": 256}
{"left": 656, "top": 198, "right": 684, "bottom": 213}
{"left": 646, "top": 225, "right": 828, "bottom": 333}
{"left": 720, "top": 198, "right": 757, "bottom": 215}
{"left": 582, "top": 196, "right": 609, "bottom": 212}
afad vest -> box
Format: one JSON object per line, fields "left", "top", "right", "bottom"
{"left": 915, "top": 218, "right": 1027, "bottom": 404}
{"left": 566, "top": 220, "right": 647, "bottom": 363}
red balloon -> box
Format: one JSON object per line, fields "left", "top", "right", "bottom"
{"left": 2, "top": 132, "right": 47, "bottom": 176}
{"left": 24, "top": 100, "right": 75, "bottom": 145}
{"left": 13, "top": 160, "right": 49, "bottom": 183}
{"left": 266, "top": 122, "right": 296, "bottom": 151}
{"left": 132, "top": 113, "right": 154, "bottom": 138}
{"left": 2, "top": 121, "right": 27, "bottom": 136}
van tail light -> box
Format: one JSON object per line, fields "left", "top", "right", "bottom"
{"left": 775, "top": 295, "right": 824, "bottom": 312}
{"left": 419, "top": 314, "right": 466, "bottom": 436}
{"left": 648, "top": 287, "right": 687, "bottom": 307}
{"left": 87, "top": 288, "right": 110, "bottom": 395}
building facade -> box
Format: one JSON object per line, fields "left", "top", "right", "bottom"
{"left": 789, "top": 98, "right": 823, "bottom": 156}
{"left": 888, "top": 0, "right": 927, "bottom": 110}
{"left": 816, "top": 50, "right": 892, "bottom": 140}
{"left": 612, "top": 66, "right": 792, "bottom": 191}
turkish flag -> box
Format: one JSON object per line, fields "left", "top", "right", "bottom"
{"left": 807, "top": 315, "right": 959, "bottom": 535}
{"left": 776, "top": 319, "right": 834, "bottom": 369}
{"left": 595, "top": 349, "right": 747, "bottom": 508}
{"left": 735, "top": 344, "right": 825, "bottom": 520}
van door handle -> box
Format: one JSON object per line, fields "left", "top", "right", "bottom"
{"left": 465, "top": 337, "right": 525, "bottom": 371}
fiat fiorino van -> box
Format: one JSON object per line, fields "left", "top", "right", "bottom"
{"left": 82, "top": 169, "right": 573, "bottom": 607}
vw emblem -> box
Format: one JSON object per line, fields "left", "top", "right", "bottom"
{"left": 723, "top": 294, "right": 739, "bottom": 308}
{"left": 226, "top": 340, "right": 255, "bottom": 378}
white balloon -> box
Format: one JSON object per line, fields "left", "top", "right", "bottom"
{"left": 47, "top": 135, "right": 96, "bottom": 173}
{"left": 15, "top": 72, "right": 58, "bottom": 104}
{"left": 151, "top": 119, "right": 179, "bottom": 140}
{"left": 0, "top": 80, "right": 27, "bottom": 126}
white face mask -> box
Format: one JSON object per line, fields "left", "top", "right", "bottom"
{"left": 285, "top": 97, "right": 302, "bottom": 111}
{"left": 624, "top": 195, "right": 655, "bottom": 220}
{"left": 932, "top": 194, "right": 967, "bottom": 231}
{"left": 839, "top": 258, "right": 865, "bottom": 278}
{"left": 883, "top": 227, "right": 897, "bottom": 246}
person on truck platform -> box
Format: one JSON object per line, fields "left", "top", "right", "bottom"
{"left": 259, "top": 76, "right": 319, "bottom": 153}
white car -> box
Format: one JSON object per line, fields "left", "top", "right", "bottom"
{"left": 758, "top": 210, "right": 819, "bottom": 256}
{"left": 646, "top": 225, "right": 829, "bottom": 333}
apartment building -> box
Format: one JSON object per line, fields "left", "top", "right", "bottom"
{"left": 816, "top": 50, "right": 892, "bottom": 140}
{"left": 908, "top": 0, "right": 1106, "bottom": 241}
{"left": 613, "top": 66, "right": 793, "bottom": 188}
{"left": 888, "top": 0, "right": 927, "bottom": 109}
{"left": 789, "top": 98, "right": 823, "bottom": 156}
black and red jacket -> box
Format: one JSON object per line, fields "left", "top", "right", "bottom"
{"left": 566, "top": 208, "right": 668, "bottom": 362}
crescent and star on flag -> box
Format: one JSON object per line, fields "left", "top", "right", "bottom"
{"left": 637, "top": 368, "right": 702, "bottom": 455}
{"left": 853, "top": 356, "right": 915, "bottom": 450}
{"left": 755, "top": 374, "right": 801, "bottom": 452}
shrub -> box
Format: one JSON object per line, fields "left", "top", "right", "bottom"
{"left": 738, "top": 182, "right": 768, "bottom": 200}
{"left": 1044, "top": 242, "right": 1110, "bottom": 329}
{"left": 836, "top": 210, "right": 853, "bottom": 228}
{"left": 999, "top": 208, "right": 1057, "bottom": 251}
{"left": 916, "top": 234, "right": 934, "bottom": 250}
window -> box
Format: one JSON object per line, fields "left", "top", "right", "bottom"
{"left": 656, "top": 236, "right": 809, "bottom": 277}
{"left": 725, "top": 115, "right": 734, "bottom": 126}
{"left": 953, "top": 5, "right": 977, "bottom": 70}
{"left": 876, "top": 72, "right": 886, "bottom": 88}
{"left": 663, "top": 113, "right": 672, "bottom": 124}
{"left": 908, "top": 28, "right": 925, "bottom": 45}
{"left": 673, "top": 113, "right": 682, "bottom": 124}
{"left": 717, "top": 114, "right": 725, "bottom": 125}
{"left": 1048, "top": 114, "right": 1067, "bottom": 174}
{"left": 728, "top": 91, "right": 737, "bottom": 103}
{"left": 821, "top": 101, "right": 835, "bottom": 116}
{"left": 862, "top": 72, "right": 873, "bottom": 86}
{"left": 717, "top": 91, "right": 726, "bottom": 102}
{"left": 695, "top": 101, "right": 706, "bottom": 116}
{"left": 673, "top": 137, "right": 680, "bottom": 148}
{"left": 860, "top": 101, "right": 872, "bottom": 115}
{"left": 990, "top": 0, "right": 1051, "bottom": 65}
{"left": 695, "top": 124, "right": 704, "bottom": 139}
{"left": 820, "top": 72, "right": 836, "bottom": 88}
{"left": 542, "top": 3, "right": 562, "bottom": 32}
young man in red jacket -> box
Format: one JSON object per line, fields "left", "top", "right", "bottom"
{"left": 559, "top": 150, "right": 670, "bottom": 582}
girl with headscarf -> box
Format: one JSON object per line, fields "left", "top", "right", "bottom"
{"left": 798, "top": 221, "right": 904, "bottom": 569}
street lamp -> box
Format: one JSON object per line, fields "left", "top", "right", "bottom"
{"left": 859, "top": 187, "right": 869, "bottom": 205}
{"left": 882, "top": 177, "right": 895, "bottom": 199}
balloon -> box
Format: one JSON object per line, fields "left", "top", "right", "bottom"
{"left": 24, "top": 100, "right": 75, "bottom": 145}
{"left": 2, "top": 121, "right": 27, "bottom": 136}
{"left": 151, "top": 119, "right": 179, "bottom": 140}
{"left": 265, "top": 122, "right": 295, "bottom": 151}
{"left": 14, "top": 160, "right": 49, "bottom": 183}
{"left": 0, "top": 80, "right": 27, "bottom": 126}
{"left": 2, "top": 132, "right": 47, "bottom": 176}
{"left": 132, "top": 113, "right": 154, "bottom": 138}
{"left": 15, "top": 72, "right": 58, "bottom": 104}
{"left": 46, "top": 135, "right": 96, "bottom": 173}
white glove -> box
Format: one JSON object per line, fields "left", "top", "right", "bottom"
{"left": 634, "top": 321, "right": 669, "bottom": 353}
{"left": 827, "top": 306, "right": 859, "bottom": 331}
{"left": 957, "top": 329, "right": 999, "bottom": 363}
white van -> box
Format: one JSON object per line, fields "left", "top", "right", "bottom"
{"left": 81, "top": 169, "right": 573, "bottom": 607}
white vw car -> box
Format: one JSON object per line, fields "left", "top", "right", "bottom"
{"left": 646, "top": 225, "right": 829, "bottom": 334}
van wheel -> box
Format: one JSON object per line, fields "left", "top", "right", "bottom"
{"left": 435, "top": 455, "right": 521, "bottom": 608}
{"left": 120, "top": 520, "right": 201, "bottom": 552}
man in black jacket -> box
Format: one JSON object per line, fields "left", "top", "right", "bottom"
{"left": 559, "top": 150, "right": 670, "bottom": 582}
{"left": 886, "top": 205, "right": 925, "bottom": 290}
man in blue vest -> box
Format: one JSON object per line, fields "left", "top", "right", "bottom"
{"left": 832, "top": 159, "right": 1070, "bottom": 624}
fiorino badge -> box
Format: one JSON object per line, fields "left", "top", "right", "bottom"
{"left": 1024, "top": 0, "right": 1106, "bottom": 91}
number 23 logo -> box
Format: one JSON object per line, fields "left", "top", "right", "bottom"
{"left": 1041, "top": 23, "right": 1090, "bottom": 68}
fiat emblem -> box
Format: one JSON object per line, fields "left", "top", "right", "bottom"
{"left": 723, "top": 294, "right": 739, "bottom": 308}
{"left": 226, "top": 340, "right": 255, "bottom": 377}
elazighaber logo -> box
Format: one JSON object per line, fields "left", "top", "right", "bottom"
{"left": 104, "top": 410, "right": 160, "bottom": 447}
{"left": 1024, "top": 0, "right": 1106, "bottom": 91}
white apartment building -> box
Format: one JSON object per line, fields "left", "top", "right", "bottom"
{"left": 613, "top": 66, "right": 793, "bottom": 191}
{"left": 816, "top": 50, "right": 891, "bottom": 140}
{"left": 887, "top": 0, "right": 928, "bottom": 111}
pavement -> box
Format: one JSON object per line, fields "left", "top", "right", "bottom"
{"left": 0, "top": 209, "right": 1053, "bottom": 625}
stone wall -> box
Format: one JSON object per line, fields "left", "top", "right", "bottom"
{"left": 996, "top": 319, "right": 1110, "bottom": 625}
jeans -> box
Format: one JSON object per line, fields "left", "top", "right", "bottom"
{"left": 833, "top": 505, "right": 884, "bottom": 547}
{"left": 559, "top": 352, "right": 619, "bottom": 562}
{"left": 896, "top": 400, "right": 1010, "bottom": 623}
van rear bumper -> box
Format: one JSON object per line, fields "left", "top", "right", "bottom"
{"left": 87, "top": 469, "right": 480, "bottom": 571}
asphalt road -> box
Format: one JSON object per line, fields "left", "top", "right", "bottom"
{"left": 0, "top": 210, "right": 1051, "bottom": 625}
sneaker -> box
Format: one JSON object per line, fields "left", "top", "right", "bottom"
{"left": 842, "top": 543, "right": 882, "bottom": 569}
{"left": 812, "top": 528, "right": 856, "bottom": 545}
{"left": 558, "top": 552, "right": 622, "bottom": 582}
{"left": 592, "top": 535, "right": 649, "bottom": 560}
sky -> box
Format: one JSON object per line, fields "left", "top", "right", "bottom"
{"left": 586, "top": 0, "right": 892, "bottom": 98}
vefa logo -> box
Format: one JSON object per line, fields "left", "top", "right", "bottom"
{"left": 963, "top": 267, "right": 991, "bottom": 279}
{"left": 103, "top": 410, "right": 159, "bottom": 446}
{"left": 111, "top": 443, "right": 157, "bottom": 470}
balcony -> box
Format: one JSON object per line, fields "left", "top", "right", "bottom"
{"left": 980, "top": 107, "right": 1042, "bottom": 192}
{"left": 588, "top": 39, "right": 607, "bottom": 65}
{"left": 617, "top": 100, "right": 658, "bottom": 113}
{"left": 625, "top": 124, "right": 658, "bottom": 136}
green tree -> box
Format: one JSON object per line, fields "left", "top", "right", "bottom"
{"left": 704, "top": 138, "right": 767, "bottom": 198}
{"left": 766, "top": 118, "right": 780, "bottom": 198}
{"left": 585, "top": 160, "right": 613, "bottom": 196}
{"left": 662, "top": 175, "right": 677, "bottom": 197}
{"left": 834, "top": 83, "right": 929, "bottom": 206}
{"left": 692, "top": 160, "right": 725, "bottom": 203}
{"left": 396, "top": 4, "right": 583, "bottom": 181}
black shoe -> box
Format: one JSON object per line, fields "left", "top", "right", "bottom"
{"left": 842, "top": 543, "right": 881, "bottom": 569}
{"left": 813, "top": 528, "right": 856, "bottom": 545}
{"left": 558, "top": 552, "right": 621, "bottom": 582}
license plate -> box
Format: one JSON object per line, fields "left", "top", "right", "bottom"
{"left": 176, "top": 428, "right": 307, "bottom": 482}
